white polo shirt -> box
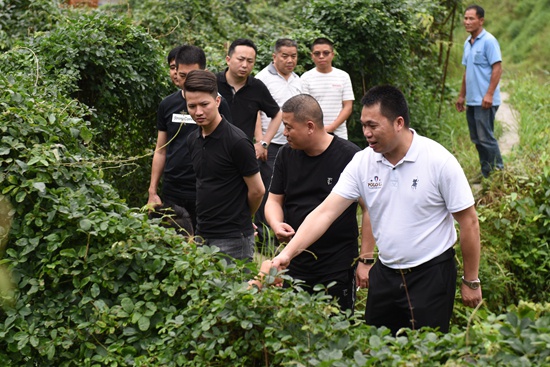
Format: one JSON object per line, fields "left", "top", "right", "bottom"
{"left": 256, "top": 63, "right": 302, "bottom": 145}
{"left": 301, "top": 67, "right": 354, "bottom": 140}
{"left": 333, "top": 130, "right": 474, "bottom": 268}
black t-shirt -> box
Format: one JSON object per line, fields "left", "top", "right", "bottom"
{"left": 156, "top": 90, "right": 232, "bottom": 201}
{"left": 216, "top": 69, "right": 280, "bottom": 139}
{"left": 188, "top": 118, "right": 260, "bottom": 238}
{"left": 269, "top": 136, "right": 361, "bottom": 275}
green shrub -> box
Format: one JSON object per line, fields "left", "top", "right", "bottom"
{"left": 1, "top": 9, "right": 173, "bottom": 207}
{"left": 0, "top": 0, "right": 63, "bottom": 50}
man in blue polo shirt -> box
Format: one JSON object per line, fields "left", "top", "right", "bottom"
{"left": 456, "top": 4, "right": 504, "bottom": 179}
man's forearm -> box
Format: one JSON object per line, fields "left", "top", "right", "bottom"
{"left": 262, "top": 111, "right": 282, "bottom": 143}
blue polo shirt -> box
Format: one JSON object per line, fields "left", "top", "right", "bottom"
{"left": 462, "top": 29, "right": 502, "bottom": 106}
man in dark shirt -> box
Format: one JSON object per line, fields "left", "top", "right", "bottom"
{"left": 147, "top": 45, "right": 231, "bottom": 229}
{"left": 185, "top": 70, "right": 265, "bottom": 261}
{"left": 265, "top": 94, "right": 371, "bottom": 311}
{"left": 216, "top": 38, "right": 283, "bottom": 245}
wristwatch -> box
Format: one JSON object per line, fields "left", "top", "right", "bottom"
{"left": 358, "top": 258, "right": 375, "bottom": 265}
{"left": 259, "top": 140, "right": 268, "bottom": 149}
{"left": 461, "top": 276, "right": 481, "bottom": 290}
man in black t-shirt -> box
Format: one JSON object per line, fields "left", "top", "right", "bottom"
{"left": 265, "top": 94, "right": 372, "bottom": 311}
{"left": 147, "top": 45, "right": 232, "bottom": 229}
{"left": 185, "top": 70, "right": 265, "bottom": 262}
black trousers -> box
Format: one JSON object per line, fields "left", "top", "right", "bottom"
{"left": 365, "top": 248, "right": 457, "bottom": 334}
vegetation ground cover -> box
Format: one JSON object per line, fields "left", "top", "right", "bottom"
{"left": 0, "top": 0, "right": 549, "bottom": 365}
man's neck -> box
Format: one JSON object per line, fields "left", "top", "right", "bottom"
{"left": 201, "top": 116, "right": 223, "bottom": 137}
{"left": 304, "top": 133, "right": 334, "bottom": 157}
{"left": 225, "top": 70, "right": 248, "bottom": 92}
{"left": 470, "top": 28, "right": 483, "bottom": 42}
{"left": 383, "top": 129, "right": 414, "bottom": 165}
{"left": 316, "top": 65, "right": 333, "bottom": 74}
{"left": 274, "top": 64, "right": 292, "bottom": 81}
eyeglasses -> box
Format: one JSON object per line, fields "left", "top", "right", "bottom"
{"left": 312, "top": 50, "right": 332, "bottom": 57}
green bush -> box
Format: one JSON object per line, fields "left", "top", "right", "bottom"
{"left": 473, "top": 76, "right": 550, "bottom": 311}
{"left": 1, "top": 9, "right": 173, "bottom": 207}
{"left": 0, "top": 0, "right": 63, "bottom": 50}
{"left": 2, "top": 2, "right": 550, "bottom": 366}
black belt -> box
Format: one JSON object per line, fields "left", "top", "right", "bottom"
{"left": 383, "top": 247, "right": 455, "bottom": 274}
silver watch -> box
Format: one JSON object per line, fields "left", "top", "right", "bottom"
{"left": 461, "top": 276, "right": 481, "bottom": 290}
{"left": 259, "top": 140, "right": 268, "bottom": 149}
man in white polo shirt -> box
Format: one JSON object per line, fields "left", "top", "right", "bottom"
{"left": 255, "top": 38, "right": 302, "bottom": 247}
{"left": 271, "top": 85, "right": 482, "bottom": 335}
{"left": 301, "top": 37, "right": 354, "bottom": 140}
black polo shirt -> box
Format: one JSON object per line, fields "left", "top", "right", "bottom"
{"left": 216, "top": 69, "right": 280, "bottom": 139}
{"left": 157, "top": 90, "right": 232, "bottom": 201}
{"left": 188, "top": 118, "right": 260, "bottom": 238}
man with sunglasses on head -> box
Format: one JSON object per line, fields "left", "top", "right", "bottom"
{"left": 300, "top": 37, "right": 354, "bottom": 140}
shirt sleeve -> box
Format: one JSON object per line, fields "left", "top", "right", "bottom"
{"left": 258, "top": 80, "right": 281, "bottom": 118}
{"left": 332, "top": 151, "right": 363, "bottom": 201}
{"left": 218, "top": 96, "right": 233, "bottom": 124}
{"left": 342, "top": 72, "right": 355, "bottom": 101}
{"left": 156, "top": 100, "right": 168, "bottom": 131}
{"left": 231, "top": 137, "right": 260, "bottom": 177}
{"left": 439, "top": 155, "right": 475, "bottom": 213}
{"left": 485, "top": 36, "right": 502, "bottom": 66}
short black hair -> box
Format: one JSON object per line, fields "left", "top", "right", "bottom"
{"left": 311, "top": 37, "right": 334, "bottom": 51}
{"left": 274, "top": 38, "right": 298, "bottom": 53}
{"left": 465, "top": 4, "right": 485, "bottom": 18}
{"left": 175, "top": 45, "right": 207, "bottom": 69}
{"left": 282, "top": 94, "right": 324, "bottom": 129}
{"left": 228, "top": 38, "right": 257, "bottom": 57}
{"left": 183, "top": 69, "right": 218, "bottom": 99}
{"left": 167, "top": 45, "right": 182, "bottom": 65}
{"left": 361, "top": 86, "right": 410, "bottom": 128}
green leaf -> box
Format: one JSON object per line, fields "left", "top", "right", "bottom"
{"left": 79, "top": 219, "right": 92, "bottom": 231}
{"left": 121, "top": 298, "right": 134, "bottom": 313}
{"left": 15, "top": 190, "right": 26, "bottom": 203}
{"left": 90, "top": 283, "right": 100, "bottom": 298}
{"left": 32, "top": 182, "right": 46, "bottom": 192}
{"left": 138, "top": 315, "right": 150, "bottom": 331}
{"left": 60, "top": 248, "right": 77, "bottom": 258}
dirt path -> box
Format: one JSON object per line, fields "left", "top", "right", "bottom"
{"left": 496, "top": 91, "right": 520, "bottom": 154}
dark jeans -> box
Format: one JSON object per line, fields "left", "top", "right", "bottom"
{"left": 365, "top": 248, "right": 457, "bottom": 334}
{"left": 466, "top": 105, "right": 504, "bottom": 177}
{"left": 195, "top": 234, "right": 255, "bottom": 263}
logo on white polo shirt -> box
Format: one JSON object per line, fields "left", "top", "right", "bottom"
{"left": 411, "top": 177, "right": 419, "bottom": 190}
{"left": 368, "top": 175, "right": 383, "bottom": 189}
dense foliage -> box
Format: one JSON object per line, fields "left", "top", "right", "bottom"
{"left": 1, "top": 0, "right": 549, "bottom": 365}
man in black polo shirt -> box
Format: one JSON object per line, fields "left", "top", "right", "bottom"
{"left": 185, "top": 70, "right": 265, "bottom": 261}
{"left": 216, "top": 38, "right": 282, "bottom": 245}
{"left": 147, "top": 45, "right": 232, "bottom": 229}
